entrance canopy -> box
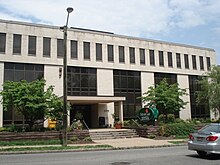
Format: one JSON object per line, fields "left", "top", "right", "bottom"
{"left": 67, "top": 96, "right": 126, "bottom": 104}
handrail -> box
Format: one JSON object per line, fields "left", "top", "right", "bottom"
{"left": 82, "top": 120, "right": 89, "bottom": 130}
{"left": 132, "top": 119, "right": 142, "bottom": 128}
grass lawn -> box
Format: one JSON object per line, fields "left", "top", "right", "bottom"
{"left": 0, "top": 145, "right": 113, "bottom": 152}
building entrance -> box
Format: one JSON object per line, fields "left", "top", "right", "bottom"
{"left": 70, "top": 105, "right": 92, "bottom": 128}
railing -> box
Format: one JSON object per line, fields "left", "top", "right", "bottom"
{"left": 82, "top": 120, "right": 89, "bottom": 130}
{"left": 132, "top": 119, "right": 142, "bottom": 128}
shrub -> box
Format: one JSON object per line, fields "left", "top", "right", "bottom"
{"left": 70, "top": 136, "right": 79, "bottom": 142}
{"left": 158, "top": 114, "right": 175, "bottom": 123}
{"left": 83, "top": 137, "right": 92, "bottom": 142}
{"left": 0, "top": 127, "right": 7, "bottom": 132}
{"left": 159, "top": 122, "right": 195, "bottom": 137}
{"left": 167, "top": 114, "right": 175, "bottom": 123}
{"left": 175, "top": 118, "right": 185, "bottom": 123}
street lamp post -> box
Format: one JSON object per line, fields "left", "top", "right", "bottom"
{"left": 62, "top": 7, "right": 73, "bottom": 147}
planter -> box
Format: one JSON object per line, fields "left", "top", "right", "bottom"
{"left": 114, "top": 123, "right": 122, "bottom": 129}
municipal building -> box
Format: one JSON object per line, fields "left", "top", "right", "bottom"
{"left": 0, "top": 19, "right": 216, "bottom": 128}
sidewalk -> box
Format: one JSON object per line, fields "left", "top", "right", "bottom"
{"left": 92, "top": 137, "right": 186, "bottom": 149}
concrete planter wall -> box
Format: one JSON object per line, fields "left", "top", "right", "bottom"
{"left": 0, "top": 130, "right": 90, "bottom": 141}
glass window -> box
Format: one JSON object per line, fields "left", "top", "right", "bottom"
{"left": 119, "top": 46, "right": 125, "bottom": 63}
{"left": 199, "top": 56, "right": 204, "bottom": 70}
{"left": 43, "top": 37, "right": 51, "bottom": 57}
{"left": 113, "top": 70, "right": 141, "bottom": 119}
{"left": 189, "top": 75, "right": 210, "bottom": 118}
{"left": 28, "top": 36, "right": 36, "bottom": 55}
{"left": 13, "top": 34, "right": 22, "bottom": 54}
{"left": 96, "top": 43, "right": 102, "bottom": 61}
{"left": 184, "top": 54, "right": 189, "bottom": 69}
{"left": 83, "top": 42, "right": 90, "bottom": 60}
{"left": 107, "top": 44, "right": 114, "bottom": 62}
{"left": 129, "top": 47, "right": 135, "bottom": 64}
{"left": 67, "top": 66, "right": 97, "bottom": 96}
{"left": 149, "top": 49, "right": 155, "bottom": 66}
{"left": 0, "top": 33, "right": 6, "bottom": 53}
{"left": 206, "top": 57, "right": 211, "bottom": 71}
{"left": 57, "top": 39, "right": 64, "bottom": 58}
{"left": 168, "top": 52, "right": 173, "bottom": 67}
{"left": 192, "top": 55, "right": 197, "bottom": 70}
{"left": 159, "top": 51, "right": 164, "bottom": 66}
{"left": 139, "top": 48, "right": 145, "bottom": 65}
{"left": 71, "top": 40, "right": 77, "bottom": 59}
{"left": 176, "top": 53, "right": 181, "bottom": 68}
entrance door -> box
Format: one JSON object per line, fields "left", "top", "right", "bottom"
{"left": 70, "top": 105, "right": 91, "bottom": 128}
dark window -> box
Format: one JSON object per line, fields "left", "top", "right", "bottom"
{"left": 13, "top": 34, "right": 22, "bottom": 54}
{"left": 43, "top": 37, "right": 51, "bottom": 57}
{"left": 96, "top": 43, "right": 102, "bottom": 61}
{"left": 119, "top": 46, "right": 125, "bottom": 63}
{"left": 0, "top": 33, "right": 6, "bottom": 53}
{"left": 83, "top": 42, "right": 90, "bottom": 60}
{"left": 184, "top": 54, "right": 189, "bottom": 69}
{"left": 149, "top": 50, "right": 155, "bottom": 66}
{"left": 107, "top": 44, "right": 114, "bottom": 62}
{"left": 129, "top": 47, "right": 135, "bottom": 64}
{"left": 67, "top": 66, "right": 97, "bottom": 96}
{"left": 57, "top": 39, "right": 64, "bottom": 58}
{"left": 139, "top": 48, "right": 145, "bottom": 65}
{"left": 28, "top": 36, "right": 36, "bottom": 55}
{"left": 154, "top": 72, "right": 177, "bottom": 85}
{"left": 206, "top": 57, "right": 211, "bottom": 71}
{"left": 199, "top": 56, "right": 204, "bottom": 70}
{"left": 168, "top": 52, "right": 173, "bottom": 67}
{"left": 189, "top": 75, "right": 210, "bottom": 119}
{"left": 192, "top": 55, "right": 197, "bottom": 70}
{"left": 71, "top": 40, "right": 78, "bottom": 59}
{"left": 159, "top": 51, "right": 164, "bottom": 66}
{"left": 176, "top": 53, "right": 181, "bottom": 68}
{"left": 114, "top": 70, "right": 141, "bottom": 119}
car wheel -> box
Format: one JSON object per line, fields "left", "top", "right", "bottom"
{"left": 197, "top": 151, "right": 207, "bottom": 157}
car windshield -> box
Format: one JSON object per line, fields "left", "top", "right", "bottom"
{"left": 198, "top": 125, "right": 220, "bottom": 134}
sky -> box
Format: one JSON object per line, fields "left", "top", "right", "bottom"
{"left": 0, "top": 0, "right": 220, "bottom": 64}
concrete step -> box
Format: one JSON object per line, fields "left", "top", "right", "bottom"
{"left": 89, "top": 129, "right": 139, "bottom": 140}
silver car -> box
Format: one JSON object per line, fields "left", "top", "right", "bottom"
{"left": 188, "top": 123, "right": 220, "bottom": 157}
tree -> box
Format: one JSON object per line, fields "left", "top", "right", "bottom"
{"left": 197, "top": 65, "right": 220, "bottom": 119}
{"left": 141, "top": 79, "right": 188, "bottom": 122}
{"left": 0, "top": 79, "right": 63, "bottom": 130}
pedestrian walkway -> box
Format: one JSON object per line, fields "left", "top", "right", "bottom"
{"left": 92, "top": 137, "right": 180, "bottom": 148}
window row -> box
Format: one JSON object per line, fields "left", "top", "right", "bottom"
{"left": 0, "top": 33, "right": 211, "bottom": 71}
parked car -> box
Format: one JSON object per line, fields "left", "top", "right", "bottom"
{"left": 188, "top": 123, "right": 220, "bottom": 157}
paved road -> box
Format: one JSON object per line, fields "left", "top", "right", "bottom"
{"left": 1, "top": 146, "right": 220, "bottom": 165}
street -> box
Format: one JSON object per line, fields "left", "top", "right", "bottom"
{"left": 1, "top": 146, "right": 220, "bottom": 165}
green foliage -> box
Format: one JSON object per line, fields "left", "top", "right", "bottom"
{"left": 197, "top": 65, "right": 220, "bottom": 117}
{"left": 71, "top": 120, "right": 83, "bottom": 130}
{"left": 70, "top": 136, "right": 79, "bottom": 142}
{"left": 74, "top": 111, "right": 83, "bottom": 120}
{"left": 159, "top": 122, "right": 195, "bottom": 137}
{"left": 83, "top": 137, "right": 92, "bottom": 142}
{"left": 0, "top": 79, "right": 63, "bottom": 130}
{"left": 0, "top": 140, "right": 61, "bottom": 146}
{"left": 158, "top": 114, "right": 175, "bottom": 123}
{"left": 141, "top": 79, "right": 188, "bottom": 123}
{"left": 0, "top": 127, "right": 7, "bottom": 132}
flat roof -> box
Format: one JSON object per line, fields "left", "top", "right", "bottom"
{"left": 0, "top": 19, "right": 215, "bottom": 52}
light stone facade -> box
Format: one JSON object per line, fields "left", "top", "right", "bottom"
{"left": 0, "top": 19, "right": 216, "bottom": 127}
